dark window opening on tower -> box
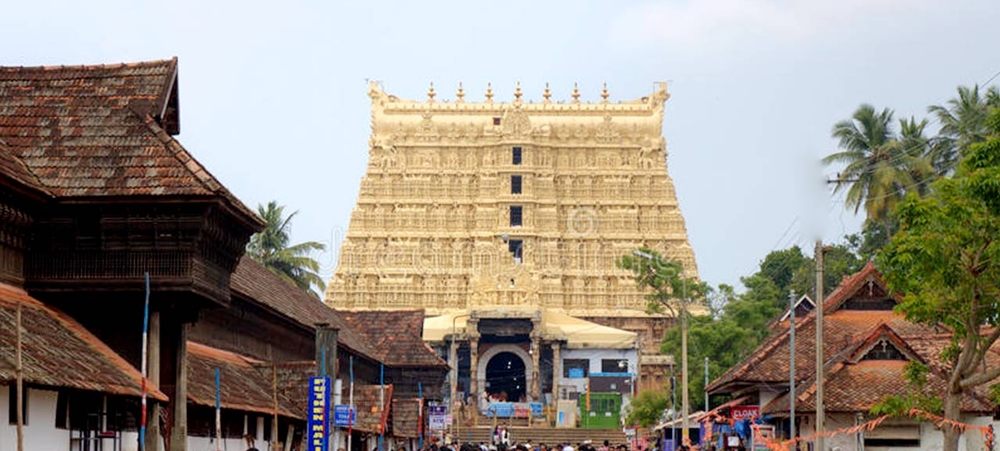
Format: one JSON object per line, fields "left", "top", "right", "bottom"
{"left": 510, "top": 206, "right": 523, "bottom": 227}
{"left": 493, "top": 117, "right": 501, "bottom": 126}
{"left": 509, "top": 239, "right": 523, "bottom": 263}
{"left": 512, "top": 147, "right": 522, "bottom": 165}
{"left": 511, "top": 175, "right": 522, "bottom": 194}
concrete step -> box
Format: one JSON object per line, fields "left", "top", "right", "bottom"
{"left": 451, "top": 426, "right": 628, "bottom": 447}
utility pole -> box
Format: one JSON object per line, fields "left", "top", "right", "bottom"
{"left": 704, "top": 357, "right": 709, "bottom": 412}
{"left": 814, "top": 241, "right": 825, "bottom": 451}
{"left": 788, "top": 290, "right": 796, "bottom": 445}
{"left": 681, "top": 282, "right": 690, "bottom": 445}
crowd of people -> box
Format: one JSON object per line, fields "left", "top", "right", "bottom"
{"left": 408, "top": 425, "right": 661, "bottom": 451}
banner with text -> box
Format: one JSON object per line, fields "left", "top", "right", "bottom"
{"left": 731, "top": 405, "right": 759, "bottom": 421}
{"left": 308, "top": 376, "right": 331, "bottom": 451}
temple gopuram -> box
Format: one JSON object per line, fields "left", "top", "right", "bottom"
{"left": 325, "top": 81, "right": 702, "bottom": 423}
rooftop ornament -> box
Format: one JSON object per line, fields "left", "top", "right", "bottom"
{"left": 571, "top": 83, "right": 580, "bottom": 103}
{"left": 485, "top": 82, "right": 493, "bottom": 102}
{"left": 543, "top": 83, "right": 552, "bottom": 103}
{"left": 427, "top": 82, "right": 436, "bottom": 102}
{"left": 514, "top": 81, "right": 522, "bottom": 101}
{"left": 456, "top": 82, "right": 465, "bottom": 102}
{"left": 601, "top": 82, "right": 610, "bottom": 102}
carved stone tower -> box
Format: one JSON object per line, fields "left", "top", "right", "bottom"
{"left": 325, "top": 82, "right": 699, "bottom": 360}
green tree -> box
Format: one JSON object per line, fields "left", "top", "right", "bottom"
{"left": 616, "top": 248, "right": 708, "bottom": 316}
{"left": 617, "top": 248, "right": 707, "bottom": 412}
{"left": 824, "top": 105, "right": 930, "bottom": 233}
{"left": 927, "top": 84, "right": 1000, "bottom": 174}
{"left": 661, "top": 243, "right": 861, "bottom": 407}
{"left": 876, "top": 109, "right": 1000, "bottom": 451}
{"left": 247, "top": 201, "right": 327, "bottom": 296}
{"left": 625, "top": 390, "right": 669, "bottom": 428}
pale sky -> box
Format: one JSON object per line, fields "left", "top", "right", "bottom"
{"left": 3, "top": 0, "right": 998, "bottom": 291}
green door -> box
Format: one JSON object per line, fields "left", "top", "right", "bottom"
{"left": 578, "top": 392, "right": 621, "bottom": 429}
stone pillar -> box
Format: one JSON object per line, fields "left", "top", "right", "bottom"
{"left": 530, "top": 337, "right": 540, "bottom": 401}
{"left": 551, "top": 342, "right": 561, "bottom": 407}
{"left": 468, "top": 338, "right": 479, "bottom": 404}
{"left": 169, "top": 323, "right": 188, "bottom": 451}
{"left": 315, "top": 325, "right": 339, "bottom": 379}
{"left": 146, "top": 311, "right": 162, "bottom": 451}
{"left": 448, "top": 339, "right": 459, "bottom": 405}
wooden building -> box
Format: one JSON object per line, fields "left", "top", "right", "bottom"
{"left": 0, "top": 59, "right": 446, "bottom": 451}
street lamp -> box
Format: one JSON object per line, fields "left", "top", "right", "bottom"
{"left": 631, "top": 249, "right": 690, "bottom": 445}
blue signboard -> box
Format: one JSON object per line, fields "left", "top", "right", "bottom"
{"left": 485, "top": 402, "right": 541, "bottom": 418}
{"left": 307, "top": 376, "right": 331, "bottom": 451}
{"left": 334, "top": 404, "right": 355, "bottom": 427}
{"left": 568, "top": 368, "right": 585, "bottom": 378}
{"left": 487, "top": 402, "right": 514, "bottom": 418}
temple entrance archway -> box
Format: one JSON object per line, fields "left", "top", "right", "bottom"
{"left": 485, "top": 352, "right": 526, "bottom": 402}
{"left": 476, "top": 344, "right": 534, "bottom": 403}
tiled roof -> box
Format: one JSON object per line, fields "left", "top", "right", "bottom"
{"left": 0, "top": 142, "right": 48, "bottom": 194}
{"left": 0, "top": 282, "right": 166, "bottom": 400}
{"left": 708, "top": 262, "right": 932, "bottom": 393}
{"left": 765, "top": 339, "right": 993, "bottom": 415}
{"left": 391, "top": 397, "right": 423, "bottom": 438}
{"left": 0, "top": 59, "right": 258, "bottom": 222}
{"left": 186, "top": 341, "right": 308, "bottom": 419}
{"left": 710, "top": 262, "right": 999, "bottom": 416}
{"left": 339, "top": 310, "right": 448, "bottom": 368}
{"left": 352, "top": 384, "right": 394, "bottom": 434}
{"left": 230, "top": 256, "right": 379, "bottom": 362}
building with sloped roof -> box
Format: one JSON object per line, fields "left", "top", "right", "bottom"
{"left": 0, "top": 58, "right": 446, "bottom": 451}
{"left": 706, "top": 262, "right": 999, "bottom": 451}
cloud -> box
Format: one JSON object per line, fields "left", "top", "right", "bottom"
{"left": 608, "top": 0, "right": 931, "bottom": 52}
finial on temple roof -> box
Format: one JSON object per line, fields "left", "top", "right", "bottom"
{"left": 427, "top": 82, "right": 436, "bottom": 102}
{"left": 485, "top": 82, "right": 494, "bottom": 102}
{"left": 456, "top": 82, "right": 465, "bottom": 102}
{"left": 601, "top": 82, "right": 610, "bottom": 102}
{"left": 514, "top": 81, "right": 522, "bottom": 101}
{"left": 543, "top": 83, "right": 551, "bottom": 103}
{"left": 571, "top": 83, "right": 580, "bottom": 103}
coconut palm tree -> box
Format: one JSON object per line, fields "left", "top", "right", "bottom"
{"left": 823, "top": 105, "right": 927, "bottom": 233}
{"left": 896, "top": 116, "right": 938, "bottom": 197}
{"left": 247, "top": 201, "right": 327, "bottom": 296}
{"left": 927, "top": 84, "right": 1000, "bottom": 174}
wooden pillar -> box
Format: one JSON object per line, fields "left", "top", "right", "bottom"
{"left": 146, "top": 311, "right": 162, "bottom": 451}
{"left": 551, "top": 342, "right": 561, "bottom": 407}
{"left": 169, "top": 323, "right": 188, "bottom": 451}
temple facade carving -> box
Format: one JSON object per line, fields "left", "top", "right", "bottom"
{"left": 326, "top": 82, "right": 700, "bottom": 382}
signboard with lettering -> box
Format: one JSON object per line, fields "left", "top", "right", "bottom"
{"left": 333, "top": 404, "right": 355, "bottom": 427}
{"left": 307, "top": 376, "right": 331, "bottom": 451}
{"left": 428, "top": 405, "right": 448, "bottom": 431}
{"left": 485, "top": 402, "right": 541, "bottom": 418}
{"left": 731, "top": 405, "right": 759, "bottom": 421}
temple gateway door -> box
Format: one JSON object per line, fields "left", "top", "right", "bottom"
{"left": 476, "top": 344, "right": 534, "bottom": 404}
{"left": 486, "top": 352, "right": 526, "bottom": 402}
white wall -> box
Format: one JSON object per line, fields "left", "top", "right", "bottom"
{"left": 559, "top": 348, "right": 638, "bottom": 388}
{"left": 187, "top": 435, "right": 254, "bottom": 451}
{"left": 0, "top": 386, "right": 71, "bottom": 451}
